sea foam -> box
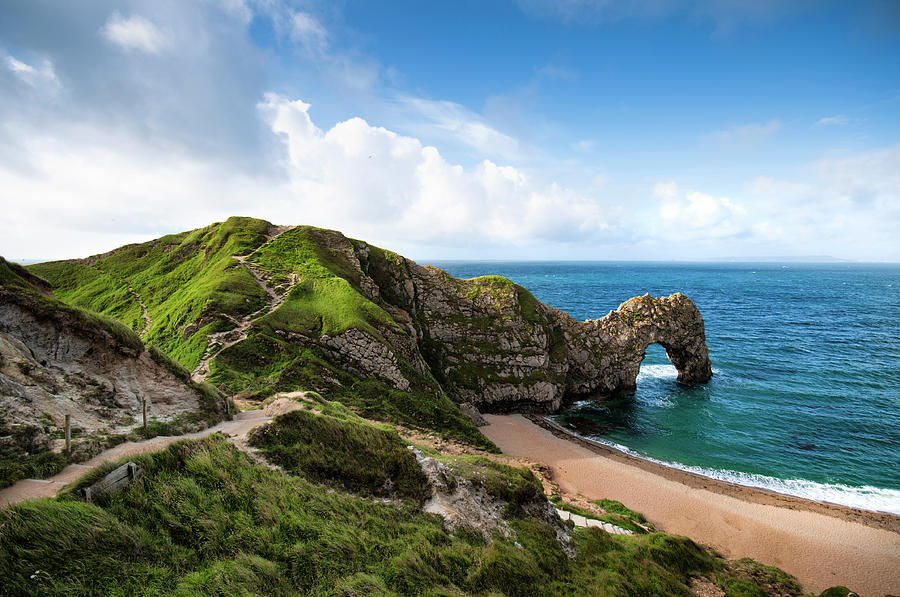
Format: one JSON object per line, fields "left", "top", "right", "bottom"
{"left": 570, "top": 431, "right": 900, "bottom": 515}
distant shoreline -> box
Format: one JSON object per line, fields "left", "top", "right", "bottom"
{"left": 526, "top": 414, "right": 900, "bottom": 533}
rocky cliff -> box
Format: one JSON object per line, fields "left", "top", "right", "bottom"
{"left": 355, "top": 243, "right": 712, "bottom": 412}
{"left": 26, "top": 218, "right": 712, "bottom": 429}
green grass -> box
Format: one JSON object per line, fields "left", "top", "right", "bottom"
{"left": 18, "top": 219, "right": 523, "bottom": 449}
{"left": 248, "top": 407, "right": 430, "bottom": 502}
{"left": 591, "top": 498, "right": 649, "bottom": 525}
{"left": 0, "top": 431, "right": 67, "bottom": 489}
{"left": 0, "top": 257, "right": 52, "bottom": 293}
{"left": 257, "top": 277, "right": 400, "bottom": 340}
{"left": 27, "top": 260, "right": 145, "bottom": 333}
{"left": 208, "top": 335, "right": 495, "bottom": 451}
{"left": 29, "top": 217, "right": 272, "bottom": 370}
{"left": 0, "top": 431, "right": 802, "bottom": 596}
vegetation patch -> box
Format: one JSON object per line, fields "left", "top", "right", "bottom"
{"left": 0, "top": 422, "right": 67, "bottom": 489}
{"left": 249, "top": 406, "right": 430, "bottom": 502}
{"left": 1, "top": 434, "right": 800, "bottom": 596}
{"left": 592, "top": 498, "right": 649, "bottom": 525}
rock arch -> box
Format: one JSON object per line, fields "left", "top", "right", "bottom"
{"left": 562, "top": 293, "right": 713, "bottom": 397}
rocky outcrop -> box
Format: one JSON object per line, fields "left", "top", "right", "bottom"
{"left": 560, "top": 293, "right": 713, "bottom": 396}
{"left": 411, "top": 446, "right": 572, "bottom": 551}
{"left": 352, "top": 241, "right": 713, "bottom": 413}
{"left": 0, "top": 285, "right": 221, "bottom": 451}
{"left": 246, "top": 230, "right": 712, "bottom": 413}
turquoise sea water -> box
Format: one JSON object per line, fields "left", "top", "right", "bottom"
{"left": 431, "top": 262, "right": 900, "bottom": 514}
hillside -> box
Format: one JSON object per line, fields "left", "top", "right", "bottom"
{"left": 0, "top": 393, "right": 807, "bottom": 597}
{"left": 28, "top": 217, "right": 711, "bottom": 449}
{"left": 0, "top": 257, "right": 226, "bottom": 489}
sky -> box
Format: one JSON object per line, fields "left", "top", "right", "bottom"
{"left": 1, "top": 0, "right": 899, "bottom": 262}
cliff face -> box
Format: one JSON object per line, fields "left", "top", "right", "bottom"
{"left": 0, "top": 260, "right": 223, "bottom": 459}
{"left": 26, "top": 218, "right": 712, "bottom": 421}
{"left": 358, "top": 245, "right": 712, "bottom": 412}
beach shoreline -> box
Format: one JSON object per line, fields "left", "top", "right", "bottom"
{"left": 526, "top": 414, "right": 900, "bottom": 534}
{"left": 481, "top": 413, "right": 900, "bottom": 596}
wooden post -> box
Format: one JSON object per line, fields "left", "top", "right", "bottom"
{"left": 64, "top": 414, "right": 71, "bottom": 453}
{"left": 142, "top": 398, "right": 147, "bottom": 434}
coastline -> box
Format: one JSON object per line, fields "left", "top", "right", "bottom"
{"left": 481, "top": 413, "right": 900, "bottom": 596}
{"left": 528, "top": 414, "right": 900, "bottom": 534}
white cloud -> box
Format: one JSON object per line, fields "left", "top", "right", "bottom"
{"left": 815, "top": 115, "right": 850, "bottom": 126}
{"left": 572, "top": 139, "right": 596, "bottom": 152}
{"left": 641, "top": 145, "right": 900, "bottom": 259}
{"left": 101, "top": 13, "right": 169, "bottom": 54}
{"left": 708, "top": 120, "right": 781, "bottom": 146}
{"left": 653, "top": 181, "right": 678, "bottom": 200}
{"left": 396, "top": 96, "right": 521, "bottom": 160}
{"left": 654, "top": 184, "right": 747, "bottom": 238}
{"left": 591, "top": 174, "right": 609, "bottom": 189}
{"left": 4, "top": 55, "right": 60, "bottom": 92}
{"left": 291, "top": 12, "right": 328, "bottom": 54}
{"left": 262, "top": 94, "right": 606, "bottom": 244}
{"left": 0, "top": 95, "right": 609, "bottom": 259}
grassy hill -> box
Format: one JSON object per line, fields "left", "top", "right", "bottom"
{"left": 28, "top": 218, "right": 495, "bottom": 449}
{"left": 0, "top": 397, "right": 806, "bottom": 597}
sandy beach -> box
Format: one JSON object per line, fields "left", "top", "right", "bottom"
{"left": 481, "top": 414, "right": 900, "bottom": 597}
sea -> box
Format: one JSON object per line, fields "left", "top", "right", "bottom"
{"left": 431, "top": 261, "right": 900, "bottom": 515}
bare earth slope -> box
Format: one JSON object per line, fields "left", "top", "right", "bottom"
{"left": 0, "top": 257, "right": 226, "bottom": 488}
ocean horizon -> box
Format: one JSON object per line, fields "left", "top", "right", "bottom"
{"left": 432, "top": 261, "right": 900, "bottom": 514}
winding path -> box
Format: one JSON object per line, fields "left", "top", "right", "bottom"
{"left": 191, "top": 226, "right": 297, "bottom": 382}
{"left": 0, "top": 399, "right": 305, "bottom": 508}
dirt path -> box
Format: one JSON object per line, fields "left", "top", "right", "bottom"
{"left": 191, "top": 226, "right": 297, "bottom": 382}
{"left": 481, "top": 414, "right": 900, "bottom": 596}
{"left": 0, "top": 399, "right": 304, "bottom": 508}
{"left": 130, "top": 283, "right": 152, "bottom": 337}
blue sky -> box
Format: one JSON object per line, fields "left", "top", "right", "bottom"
{"left": 1, "top": 0, "right": 898, "bottom": 261}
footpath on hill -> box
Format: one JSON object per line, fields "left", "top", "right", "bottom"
{"left": 0, "top": 398, "right": 304, "bottom": 508}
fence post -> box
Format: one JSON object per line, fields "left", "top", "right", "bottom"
{"left": 142, "top": 398, "right": 147, "bottom": 433}
{"left": 64, "top": 414, "right": 71, "bottom": 453}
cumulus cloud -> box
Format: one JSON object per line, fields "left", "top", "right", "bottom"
{"left": 101, "top": 12, "right": 169, "bottom": 54}
{"left": 653, "top": 183, "right": 747, "bottom": 239}
{"left": 0, "top": 93, "right": 609, "bottom": 259}
{"left": 261, "top": 94, "right": 607, "bottom": 244}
